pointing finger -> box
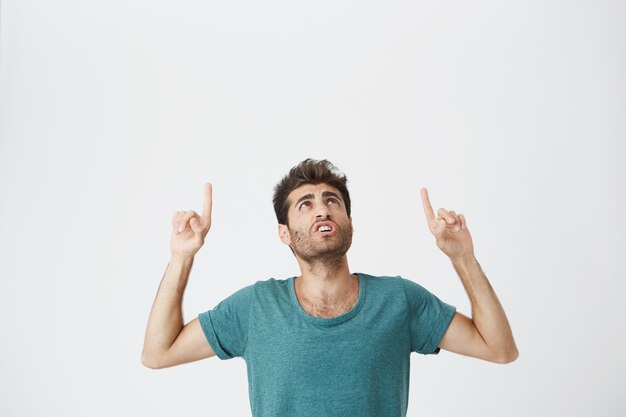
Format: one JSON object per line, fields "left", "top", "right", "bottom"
{"left": 202, "top": 182, "right": 213, "bottom": 221}
{"left": 420, "top": 188, "right": 435, "bottom": 222}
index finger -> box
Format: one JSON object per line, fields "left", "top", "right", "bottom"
{"left": 420, "top": 187, "right": 435, "bottom": 222}
{"left": 202, "top": 182, "right": 213, "bottom": 220}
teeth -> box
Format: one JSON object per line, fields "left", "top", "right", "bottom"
{"left": 319, "top": 226, "right": 332, "bottom": 232}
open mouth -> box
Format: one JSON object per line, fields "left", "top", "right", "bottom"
{"left": 315, "top": 223, "right": 336, "bottom": 234}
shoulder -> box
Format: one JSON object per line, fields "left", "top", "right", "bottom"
{"left": 241, "top": 277, "right": 292, "bottom": 302}
{"left": 357, "top": 272, "right": 407, "bottom": 296}
{"left": 251, "top": 277, "right": 290, "bottom": 291}
{"left": 227, "top": 277, "right": 290, "bottom": 295}
{"left": 213, "top": 278, "right": 286, "bottom": 302}
{"left": 358, "top": 273, "right": 432, "bottom": 299}
{"left": 209, "top": 277, "right": 289, "bottom": 314}
{"left": 358, "top": 272, "right": 408, "bottom": 284}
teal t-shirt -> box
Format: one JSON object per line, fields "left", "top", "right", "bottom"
{"left": 198, "top": 273, "right": 456, "bottom": 417}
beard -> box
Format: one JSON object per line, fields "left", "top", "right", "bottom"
{"left": 289, "top": 222, "right": 353, "bottom": 264}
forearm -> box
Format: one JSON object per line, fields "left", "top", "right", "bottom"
{"left": 451, "top": 255, "right": 518, "bottom": 362}
{"left": 142, "top": 254, "right": 194, "bottom": 365}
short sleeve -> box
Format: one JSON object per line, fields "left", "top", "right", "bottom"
{"left": 198, "top": 284, "right": 255, "bottom": 360}
{"left": 401, "top": 278, "right": 456, "bottom": 355}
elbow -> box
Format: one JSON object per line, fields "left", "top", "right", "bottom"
{"left": 141, "top": 352, "right": 165, "bottom": 369}
{"left": 493, "top": 347, "right": 519, "bottom": 364}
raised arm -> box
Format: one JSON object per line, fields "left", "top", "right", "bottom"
{"left": 141, "top": 183, "right": 216, "bottom": 369}
{"left": 420, "top": 188, "right": 518, "bottom": 364}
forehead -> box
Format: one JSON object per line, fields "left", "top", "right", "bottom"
{"left": 287, "top": 183, "right": 343, "bottom": 205}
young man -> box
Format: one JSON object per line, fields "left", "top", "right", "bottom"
{"left": 142, "top": 159, "right": 518, "bottom": 416}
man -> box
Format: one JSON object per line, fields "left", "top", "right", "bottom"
{"left": 142, "top": 159, "right": 518, "bottom": 416}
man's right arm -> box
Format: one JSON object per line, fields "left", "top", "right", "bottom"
{"left": 141, "top": 183, "right": 216, "bottom": 369}
{"left": 141, "top": 255, "right": 216, "bottom": 369}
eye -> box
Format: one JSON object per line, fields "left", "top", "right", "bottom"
{"left": 326, "top": 197, "right": 340, "bottom": 206}
{"left": 299, "top": 201, "right": 312, "bottom": 209}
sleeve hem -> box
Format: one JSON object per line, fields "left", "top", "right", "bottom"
{"left": 399, "top": 277, "right": 414, "bottom": 352}
{"left": 198, "top": 311, "right": 232, "bottom": 360}
{"left": 422, "top": 304, "right": 456, "bottom": 355}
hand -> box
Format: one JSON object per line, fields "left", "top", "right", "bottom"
{"left": 420, "top": 187, "right": 474, "bottom": 260}
{"left": 170, "top": 183, "right": 213, "bottom": 258}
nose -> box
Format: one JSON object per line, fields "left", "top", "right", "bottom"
{"left": 316, "top": 205, "right": 329, "bottom": 219}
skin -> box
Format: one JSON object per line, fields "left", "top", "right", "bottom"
{"left": 141, "top": 183, "right": 216, "bottom": 368}
{"left": 142, "top": 181, "right": 518, "bottom": 369}
{"left": 419, "top": 188, "right": 518, "bottom": 363}
{"left": 278, "top": 183, "right": 357, "bottom": 309}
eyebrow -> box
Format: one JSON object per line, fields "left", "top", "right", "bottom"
{"left": 294, "top": 191, "right": 343, "bottom": 207}
{"left": 294, "top": 193, "right": 314, "bottom": 207}
{"left": 322, "top": 191, "right": 342, "bottom": 202}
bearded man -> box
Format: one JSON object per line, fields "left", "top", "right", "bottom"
{"left": 142, "top": 159, "right": 518, "bottom": 417}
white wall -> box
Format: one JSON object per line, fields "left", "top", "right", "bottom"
{"left": 1, "top": 0, "right": 625, "bottom": 415}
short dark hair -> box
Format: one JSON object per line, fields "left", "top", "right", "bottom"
{"left": 273, "top": 159, "right": 351, "bottom": 226}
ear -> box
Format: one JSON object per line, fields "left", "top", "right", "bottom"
{"left": 278, "top": 224, "right": 291, "bottom": 245}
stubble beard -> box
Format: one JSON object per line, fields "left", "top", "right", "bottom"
{"left": 290, "top": 223, "right": 353, "bottom": 268}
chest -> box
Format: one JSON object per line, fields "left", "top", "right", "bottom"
{"left": 298, "top": 295, "right": 357, "bottom": 318}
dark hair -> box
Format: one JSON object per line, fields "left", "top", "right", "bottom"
{"left": 273, "top": 159, "right": 351, "bottom": 226}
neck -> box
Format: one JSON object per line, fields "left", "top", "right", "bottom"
{"left": 295, "top": 255, "right": 356, "bottom": 303}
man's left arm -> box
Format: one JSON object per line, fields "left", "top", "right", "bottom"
{"left": 440, "top": 255, "right": 518, "bottom": 363}
{"left": 420, "top": 188, "right": 518, "bottom": 364}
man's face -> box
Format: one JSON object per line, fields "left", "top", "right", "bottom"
{"left": 278, "top": 183, "right": 353, "bottom": 263}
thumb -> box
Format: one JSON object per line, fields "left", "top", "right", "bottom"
{"left": 189, "top": 217, "right": 202, "bottom": 233}
{"left": 433, "top": 218, "right": 446, "bottom": 235}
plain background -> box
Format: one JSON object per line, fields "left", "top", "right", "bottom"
{"left": 1, "top": 0, "right": 625, "bottom": 416}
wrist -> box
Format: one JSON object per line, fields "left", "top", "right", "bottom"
{"left": 162, "top": 254, "right": 194, "bottom": 290}
{"left": 450, "top": 253, "right": 478, "bottom": 270}
{"left": 169, "top": 253, "right": 195, "bottom": 266}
